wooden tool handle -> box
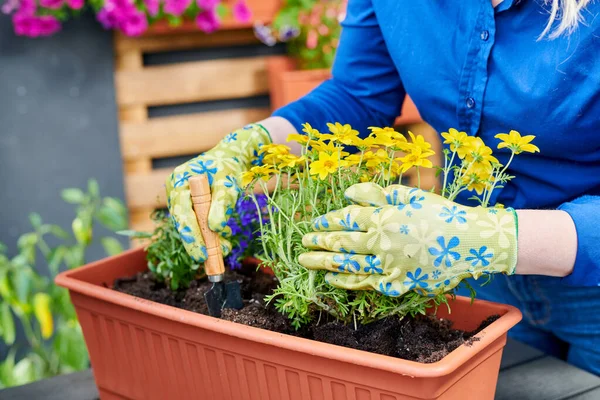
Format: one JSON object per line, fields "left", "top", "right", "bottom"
{"left": 189, "top": 175, "right": 225, "bottom": 280}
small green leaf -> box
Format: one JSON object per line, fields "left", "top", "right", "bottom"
{"left": 88, "top": 179, "right": 99, "bottom": 198}
{"left": 1, "top": 303, "right": 15, "bottom": 345}
{"left": 28, "top": 213, "right": 43, "bottom": 229}
{"left": 61, "top": 188, "right": 85, "bottom": 204}
{"left": 97, "top": 202, "right": 127, "bottom": 231}
{"left": 49, "top": 225, "right": 70, "bottom": 240}
{"left": 13, "top": 268, "right": 33, "bottom": 305}
{"left": 117, "top": 230, "right": 152, "bottom": 239}
{"left": 101, "top": 237, "right": 124, "bottom": 256}
{"left": 72, "top": 218, "right": 92, "bottom": 246}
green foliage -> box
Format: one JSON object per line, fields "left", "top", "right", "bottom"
{"left": 120, "top": 210, "right": 200, "bottom": 291}
{"left": 0, "top": 179, "right": 127, "bottom": 389}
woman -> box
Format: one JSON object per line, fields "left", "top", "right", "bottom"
{"left": 166, "top": 0, "right": 600, "bottom": 374}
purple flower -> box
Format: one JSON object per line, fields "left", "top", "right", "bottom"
{"left": 120, "top": 9, "right": 148, "bottom": 36}
{"left": 164, "top": 0, "right": 191, "bottom": 16}
{"left": 228, "top": 218, "right": 241, "bottom": 236}
{"left": 97, "top": 8, "right": 119, "bottom": 29}
{"left": 144, "top": 0, "right": 160, "bottom": 16}
{"left": 278, "top": 25, "right": 300, "bottom": 41}
{"left": 196, "top": 7, "right": 220, "bottom": 33}
{"left": 254, "top": 23, "right": 276, "bottom": 46}
{"left": 40, "top": 0, "right": 63, "bottom": 9}
{"left": 13, "top": 14, "right": 61, "bottom": 37}
{"left": 226, "top": 247, "right": 243, "bottom": 270}
{"left": 232, "top": 0, "right": 251, "bottom": 22}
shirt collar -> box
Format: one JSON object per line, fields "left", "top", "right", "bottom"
{"left": 495, "top": 0, "right": 522, "bottom": 13}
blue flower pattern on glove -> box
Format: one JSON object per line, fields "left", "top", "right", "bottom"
{"left": 439, "top": 206, "right": 467, "bottom": 224}
{"left": 190, "top": 160, "right": 218, "bottom": 185}
{"left": 378, "top": 282, "right": 400, "bottom": 296}
{"left": 340, "top": 214, "right": 360, "bottom": 231}
{"left": 429, "top": 236, "right": 461, "bottom": 267}
{"left": 399, "top": 225, "right": 409, "bottom": 234}
{"left": 404, "top": 268, "right": 429, "bottom": 290}
{"left": 465, "top": 246, "right": 494, "bottom": 267}
{"left": 334, "top": 252, "right": 361, "bottom": 273}
{"left": 174, "top": 221, "right": 195, "bottom": 244}
{"left": 313, "top": 215, "right": 330, "bottom": 230}
{"left": 174, "top": 172, "right": 191, "bottom": 188}
{"left": 224, "top": 132, "right": 238, "bottom": 143}
{"left": 224, "top": 176, "right": 240, "bottom": 193}
{"left": 364, "top": 255, "right": 383, "bottom": 274}
{"left": 396, "top": 189, "right": 424, "bottom": 211}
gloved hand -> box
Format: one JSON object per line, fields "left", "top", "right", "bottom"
{"left": 299, "top": 183, "right": 518, "bottom": 296}
{"left": 166, "top": 124, "right": 271, "bottom": 262}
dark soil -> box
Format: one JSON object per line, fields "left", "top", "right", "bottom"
{"left": 114, "top": 264, "right": 499, "bottom": 363}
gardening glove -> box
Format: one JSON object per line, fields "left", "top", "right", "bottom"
{"left": 166, "top": 124, "right": 271, "bottom": 262}
{"left": 299, "top": 182, "right": 518, "bottom": 297}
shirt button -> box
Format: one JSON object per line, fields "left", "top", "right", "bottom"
{"left": 480, "top": 30, "right": 489, "bottom": 41}
{"left": 466, "top": 97, "right": 476, "bottom": 108}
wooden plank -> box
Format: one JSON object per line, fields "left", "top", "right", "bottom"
{"left": 115, "top": 29, "right": 260, "bottom": 53}
{"left": 115, "top": 57, "right": 269, "bottom": 107}
{"left": 0, "top": 370, "right": 98, "bottom": 400}
{"left": 500, "top": 338, "right": 545, "bottom": 370}
{"left": 495, "top": 357, "right": 600, "bottom": 400}
{"left": 126, "top": 168, "right": 170, "bottom": 209}
{"left": 121, "top": 107, "right": 271, "bottom": 160}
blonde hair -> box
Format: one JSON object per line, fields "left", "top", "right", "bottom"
{"left": 541, "top": 0, "right": 593, "bottom": 39}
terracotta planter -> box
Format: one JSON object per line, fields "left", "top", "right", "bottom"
{"left": 56, "top": 248, "right": 521, "bottom": 400}
{"left": 146, "top": 0, "right": 281, "bottom": 35}
{"left": 267, "top": 56, "right": 423, "bottom": 126}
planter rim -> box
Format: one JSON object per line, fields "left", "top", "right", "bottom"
{"left": 56, "top": 248, "right": 522, "bottom": 378}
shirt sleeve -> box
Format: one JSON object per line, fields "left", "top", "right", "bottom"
{"left": 557, "top": 195, "right": 600, "bottom": 286}
{"left": 272, "top": 0, "right": 406, "bottom": 135}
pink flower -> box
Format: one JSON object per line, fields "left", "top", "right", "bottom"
{"left": 66, "top": 0, "right": 84, "bottom": 9}
{"left": 120, "top": 9, "right": 148, "bottom": 36}
{"left": 13, "top": 14, "right": 61, "bottom": 37}
{"left": 232, "top": 0, "right": 251, "bottom": 22}
{"left": 318, "top": 24, "right": 329, "bottom": 36}
{"left": 96, "top": 8, "right": 119, "bottom": 29}
{"left": 16, "top": 0, "right": 36, "bottom": 14}
{"left": 39, "top": 0, "right": 63, "bottom": 9}
{"left": 196, "top": 7, "right": 220, "bottom": 33}
{"left": 306, "top": 29, "right": 318, "bottom": 49}
{"left": 144, "top": 0, "right": 160, "bottom": 16}
{"left": 164, "top": 0, "right": 191, "bottom": 16}
{"left": 196, "top": 0, "right": 218, "bottom": 9}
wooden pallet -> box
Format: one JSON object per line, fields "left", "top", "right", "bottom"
{"left": 114, "top": 29, "right": 273, "bottom": 233}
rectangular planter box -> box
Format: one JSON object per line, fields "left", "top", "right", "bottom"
{"left": 267, "top": 56, "right": 423, "bottom": 126}
{"left": 56, "top": 248, "right": 522, "bottom": 400}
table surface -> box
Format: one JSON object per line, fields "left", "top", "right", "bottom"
{"left": 1, "top": 338, "right": 599, "bottom": 400}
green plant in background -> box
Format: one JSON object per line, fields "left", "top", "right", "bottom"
{"left": 0, "top": 180, "right": 127, "bottom": 389}
{"left": 255, "top": 0, "right": 347, "bottom": 70}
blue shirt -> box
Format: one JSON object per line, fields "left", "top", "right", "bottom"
{"left": 274, "top": 0, "right": 600, "bottom": 287}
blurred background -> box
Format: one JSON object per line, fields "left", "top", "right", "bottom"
{"left": 0, "top": 0, "right": 436, "bottom": 388}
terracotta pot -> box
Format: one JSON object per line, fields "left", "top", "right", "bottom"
{"left": 146, "top": 0, "right": 281, "bottom": 35}
{"left": 267, "top": 56, "right": 423, "bottom": 126}
{"left": 56, "top": 248, "right": 521, "bottom": 400}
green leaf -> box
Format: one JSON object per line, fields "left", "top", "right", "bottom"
{"left": 49, "top": 225, "right": 71, "bottom": 240}
{"left": 117, "top": 230, "right": 152, "bottom": 239}
{"left": 28, "top": 213, "right": 43, "bottom": 229}
{"left": 17, "top": 233, "right": 37, "bottom": 251}
{"left": 61, "top": 188, "right": 85, "bottom": 204}
{"left": 88, "top": 179, "right": 99, "bottom": 198}
{"left": 13, "top": 268, "right": 33, "bottom": 305}
{"left": 47, "top": 246, "right": 67, "bottom": 276}
{"left": 97, "top": 204, "right": 127, "bottom": 231}
{"left": 72, "top": 217, "right": 92, "bottom": 246}
{"left": 1, "top": 303, "right": 15, "bottom": 345}
{"left": 64, "top": 246, "right": 85, "bottom": 269}
{"left": 53, "top": 323, "right": 89, "bottom": 371}
{"left": 101, "top": 237, "right": 123, "bottom": 256}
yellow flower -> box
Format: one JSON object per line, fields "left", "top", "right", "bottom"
{"left": 260, "top": 144, "right": 291, "bottom": 165}
{"left": 327, "top": 122, "right": 360, "bottom": 145}
{"left": 310, "top": 152, "right": 340, "bottom": 180}
{"left": 495, "top": 130, "right": 540, "bottom": 154}
{"left": 354, "top": 136, "right": 378, "bottom": 151}
{"left": 277, "top": 154, "right": 306, "bottom": 169}
{"left": 343, "top": 153, "right": 364, "bottom": 167}
{"left": 311, "top": 140, "right": 350, "bottom": 157}
{"left": 466, "top": 137, "right": 499, "bottom": 165}
{"left": 461, "top": 170, "right": 492, "bottom": 195}
{"left": 368, "top": 126, "right": 401, "bottom": 137}
{"left": 408, "top": 131, "right": 435, "bottom": 155}
{"left": 365, "top": 149, "right": 390, "bottom": 169}
{"left": 397, "top": 146, "right": 434, "bottom": 173}
{"left": 241, "top": 166, "right": 277, "bottom": 187}
{"left": 372, "top": 133, "right": 396, "bottom": 148}
{"left": 33, "top": 293, "right": 53, "bottom": 339}
{"left": 302, "top": 123, "right": 321, "bottom": 140}
{"left": 287, "top": 133, "right": 309, "bottom": 146}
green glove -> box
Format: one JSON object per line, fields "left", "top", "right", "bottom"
{"left": 299, "top": 182, "right": 518, "bottom": 296}
{"left": 166, "top": 124, "right": 271, "bottom": 262}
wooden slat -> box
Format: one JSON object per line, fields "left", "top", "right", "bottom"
{"left": 115, "top": 29, "right": 260, "bottom": 53}
{"left": 115, "top": 57, "right": 269, "bottom": 107}
{"left": 120, "top": 107, "right": 271, "bottom": 160}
